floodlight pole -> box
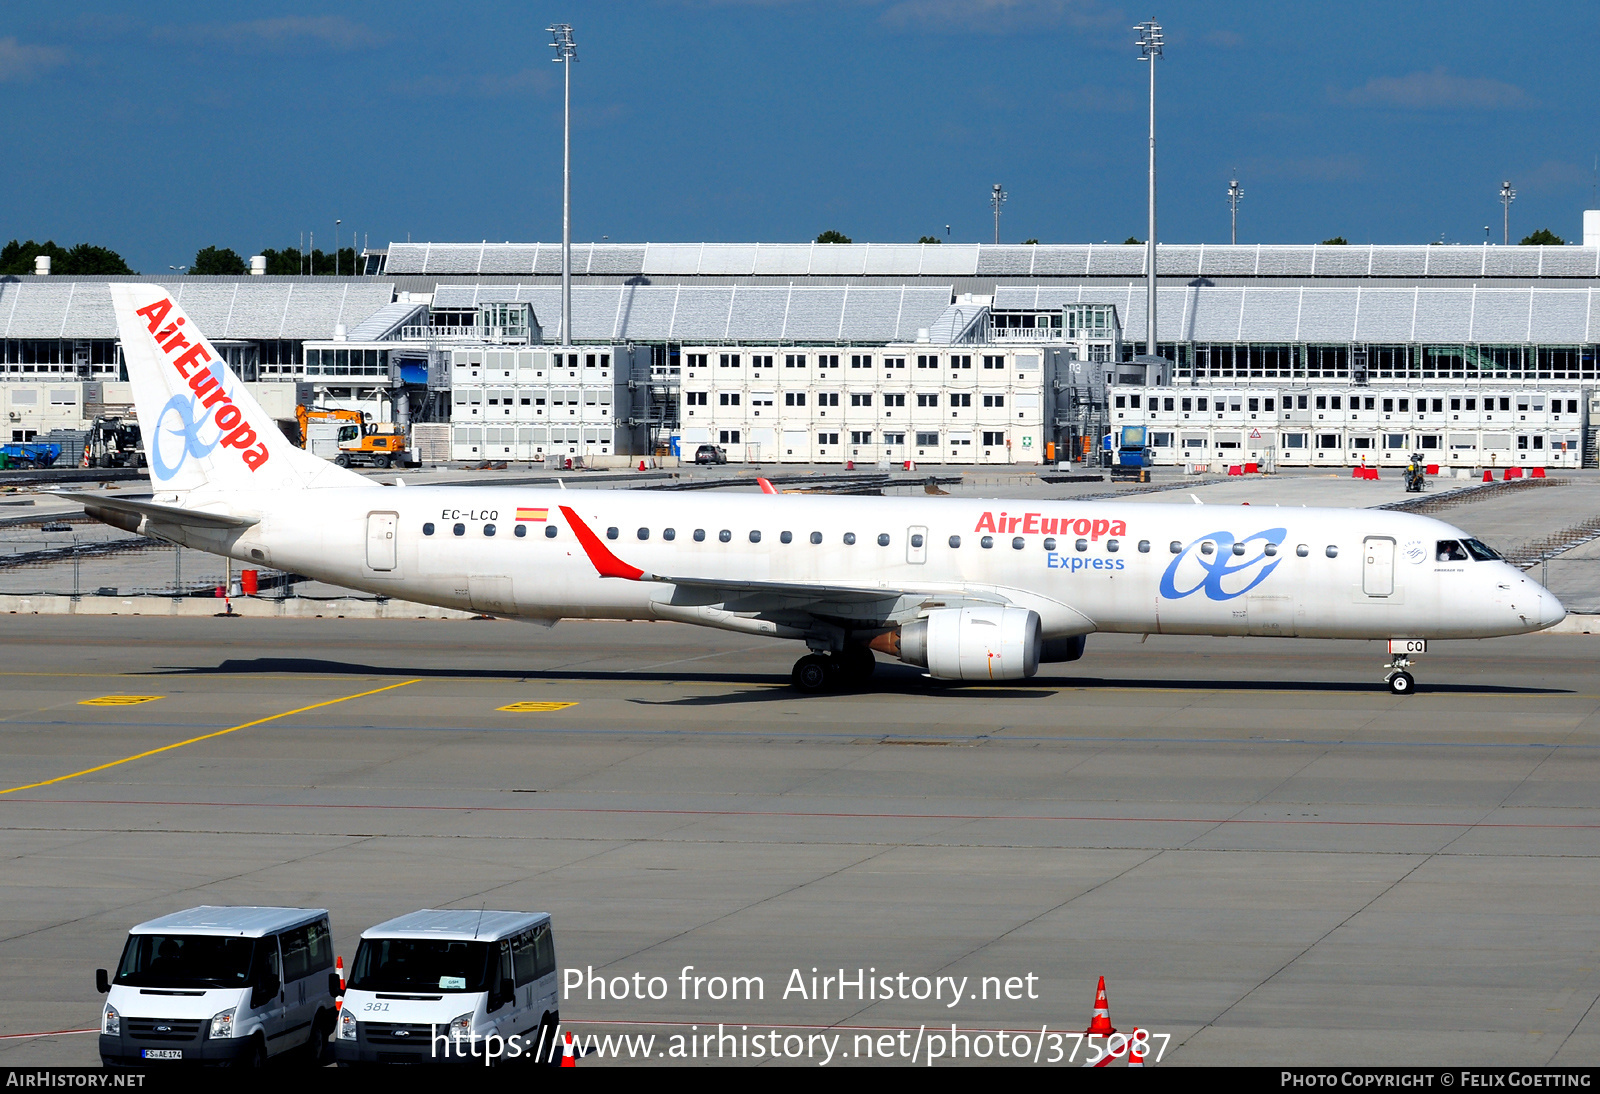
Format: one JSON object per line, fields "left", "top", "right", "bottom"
{"left": 550, "top": 23, "right": 578, "bottom": 346}
{"left": 1228, "top": 175, "right": 1243, "bottom": 246}
{"left": 1136, "top": 19, "right": 1163, "bottom": 357}
{"left": 1499, "top": 180, "right": 1515, "bottom": 245}
{"left": 990, "top": 184, "right": 1006, "bottom": 245}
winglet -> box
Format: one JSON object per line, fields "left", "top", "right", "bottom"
{"left": 559, "top": 505, "right": 646, "bottom": 580}
{"left": 757, "top": 477, "right": 778, "bottom": 495}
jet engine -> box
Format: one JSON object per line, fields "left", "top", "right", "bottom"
{"left": 888, "top": 606, "right": 1043, "bottom": 681}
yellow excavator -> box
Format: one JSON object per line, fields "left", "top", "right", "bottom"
{"left": 294, "top": 406, "right": 412, "bottom": 469}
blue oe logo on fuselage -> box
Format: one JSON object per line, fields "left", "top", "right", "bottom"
{"left": 149, "top": 390, "right": 221, "bottom": 482}
{"left": 1159, "top": 528, "right": 1288, "bottom": 601}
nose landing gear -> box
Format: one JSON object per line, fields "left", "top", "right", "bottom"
{"left": 1385, "top": 653, "right": 1415, "bottom": 695}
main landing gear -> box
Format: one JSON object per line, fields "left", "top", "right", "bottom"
{"left": 791, "top": 647, "right": 876, "bottom": 694}
{"left": 1385, "top": 653, "right": 1416, "bottom": 696}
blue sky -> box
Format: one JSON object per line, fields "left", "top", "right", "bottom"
{"left": 3, "top": 1, "right": 1598, "bottom": 273}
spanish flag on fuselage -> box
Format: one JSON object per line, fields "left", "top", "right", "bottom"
{"left": 516, "top": 507, "right": 548, "bottom": 522}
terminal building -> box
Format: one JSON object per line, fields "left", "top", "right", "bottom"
{"left": 4, "top": 239, "right": 1600, "bottom": 468}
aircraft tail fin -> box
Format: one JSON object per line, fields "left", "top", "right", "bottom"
{"left": 109, "top": 283, "right": 368, "bottom": 493}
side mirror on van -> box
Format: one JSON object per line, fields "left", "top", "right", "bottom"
{"left": 328, "top": 972, "right": 342, "bottom": 998}
{"left": 252, "top": 972, "right": 281, "bottom": 1009}
{"left": 96, "top": 969, "right": 110, "bottom": 994}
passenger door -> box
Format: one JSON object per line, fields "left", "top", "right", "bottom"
{"left": 253, "top": 937, "right": 289, "bottom": 1054}
{"left": 366, "top": 512, "right": 398, "bottom": 572}
{"left": 1363, "top": 536, "right": 1396, "bottom": 597}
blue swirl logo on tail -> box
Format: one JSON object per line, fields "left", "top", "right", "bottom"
{"left": 149, "top": 393, "right": 220, "bottom": 482}
{"left": 1159, "top": 528, "right": 1287, "bottom": 601}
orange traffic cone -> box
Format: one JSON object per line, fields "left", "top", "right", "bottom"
{"left": 638, "top": 460, "right": 647, "bottom": 471}
{"left": 1128, "top": 1030, "right": 1147, "bottom": 1066}
{"left": 334, "top": 955, "right": 346, "bottom": 1010}
{"left": 1482, "top": 469, "right": 1493, "bottom": 482}
{"left": 561, "top": 1031, "right": 577, "bottom": 1067}
{"left": 1085, "top": 976, "right": 1116, "bottom": 1036}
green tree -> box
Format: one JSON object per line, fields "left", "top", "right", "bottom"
{"left": 1520, "top": 228, "right": 1564, "bottom": 246}
{"left": 0, "top": 239, "right": 133, "bottom": 275}
{"left": 916, "top": 235, "right": 942, "bottom": 244}
{"left": 1321, "top": 236, "right": 1349, "bottom": 245}
{"left": 815, "top": 230, "right": 851, "bottom": 244}
{"left": 1124, "top": 236, "right": 1142, "bottom": 245}
{"left": 259, "top": 247, "right": 303, "bottom": 275}
{"left": 1022, "top": 238, "right": 1040, "bottom": 245}
{"left": 191, "top": 246, "right": 247, "bottom": 275}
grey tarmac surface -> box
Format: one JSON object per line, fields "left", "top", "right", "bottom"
{"left": 1, "top": 615, "right": 1597, "bottom": 1067}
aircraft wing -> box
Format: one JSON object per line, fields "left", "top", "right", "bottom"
{"left": 558, "top": 504, "right": 998, "bottom": 613}
{"left": 63, "top": 492, "right": 259, "bottom": 531}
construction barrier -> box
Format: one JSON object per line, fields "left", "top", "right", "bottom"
{"left": 1532, "top": 467, "right": 1546, "bottom": 478}
{"left": 1483, "top": 469, "right": 1494, "bottom": 482}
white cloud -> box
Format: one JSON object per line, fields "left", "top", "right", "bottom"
{"left": 0, "top": 37, "right": 67, "bottom": 82}
{"left": 155, "top": 16, "right": 386, "bottom": 52}
{"left": 878, "top": 0, "right": 1123, "bottom": 34}
{"left": 1340, "top": 67, "right": 1533, "bottom": 111}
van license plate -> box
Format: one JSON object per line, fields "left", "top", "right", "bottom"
{"left": 141, "top": 1049, "right": 182, "bottom": 1060}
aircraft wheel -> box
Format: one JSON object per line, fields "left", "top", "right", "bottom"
{"left": 791, "top": 654, "right": 832, "bottom": 694}
{"left": 837, "top": 647, "right": 876, "bottom": 684}
{"left": 1387, "top": 671, "right": 1415, "bottom": 696}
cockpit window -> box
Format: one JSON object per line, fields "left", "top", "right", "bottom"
{"left": 1436, "top": 540, "right": 1469, "bottom": 562}
{"left": 1462, "top": 538, "right": 1501, "bottom": 562}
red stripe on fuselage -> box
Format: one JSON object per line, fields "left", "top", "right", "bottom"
{"left": 560, "top": 505, "right": 645, "bottom": 580}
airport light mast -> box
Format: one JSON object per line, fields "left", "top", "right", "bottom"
{"left": 1500, "top": 180, "right": 1515, "bottom": 246}
{"left": 1228, "top": 174, "right": 1243, "bottom": 246}
{"left": 1136, "top": 18, "right": 1163, "bottom": 357}
{"left": 991, "top": 184, "right": 1006, "bottom": 244}
{"left": 550, "top": 22, "right": 578, "bottom": 346}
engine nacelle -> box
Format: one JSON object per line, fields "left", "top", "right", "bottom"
{"left": 898, "top": 606, "right": 1042, "bottom": 681}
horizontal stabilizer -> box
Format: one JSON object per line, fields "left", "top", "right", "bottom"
{"left": 64, "top": 492, "right": 259, "bottom": 531}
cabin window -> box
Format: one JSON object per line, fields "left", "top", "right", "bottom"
{"left": 878, "top": 534, "right": 891, "bottom": 546}
{"left": 453, "top": 523, "right": 465, "bottom": 536}
{"left": 545, "top": 525, "right": 558, "bottom": 539}
{"left": 1076, "top": 539, "right": 1088, "bottom": 552}
{"left": 637, "top": 528, "right": 649, "bottom": 540}
{"left": 663, "top": 528, "right": 676, "bottom": 541}
{"left": 1106, "top": 539, "right": 1119, "bottom": 552}
{"left": 948, "top": 535, "right": 961, "bottom": 548}
{"left": 1138, "top": 540, "right": 1150, "bottom": 553}
{"left": 515, "top": 525, "right": 526, "bottom": 538}
{"left": 484, "top": 524, "right": 496, "bottom": 537}
{"left": 1296, "top": 544, "right": 1308, "bottom": 556}
{"left": 1231, "top": 542, "right": 1244, "bottom": 556}
{"left": 694, "top": 529, "right": 706, "bottom": 542}
{"left": 780, "top": 531, "right": 793, "bottom": 544}
{"left": 1325, "top": 545, "right": 1339, "bottom": 558}
{"left": 1012, "top": 537, "right": 1025, "bottom": 550}
{"left": 981, "top": 536, "right": 994, "bottom": 549}
{"left": 719, "top": 529, "right": 732, "bottom": 543}
{"left": 843, "top": 533, "right": 856, "bottom": 545}
{"left": 1169, "top": 541, "right": 1181, "bottom": 553}
{"left": 1262, "top": 542, "right": 1275, "bottom": 555}
{"left": 810, "top": 532, "right": 823, "bottom": 544}
{"left": 749, "top": 530, "right": 762, "bottom": 543}
{"left": 606, "top": 527, "right": 618, "bottom": 540}
{"left": 910, "top": 534, "right": 924, "bottom": 548}
{"left": 423, "top": 523, "right": 435, "bottom": 536}
{"left": 1200, "top": 541, "right": 1215, "bottom": 555}
{"left": 1043, "top": 538, "right": 1056, "bottom": 551}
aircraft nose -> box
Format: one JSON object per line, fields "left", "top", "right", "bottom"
{"left": 1540, "top": 593, "right": 1567, "bottom": 629}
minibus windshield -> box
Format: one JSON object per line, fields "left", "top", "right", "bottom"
{"left": 115, "top": 934, "right": 257, "bottom": 989}
{"left": 348, "top": 938, "right": 494, "bottom": 993}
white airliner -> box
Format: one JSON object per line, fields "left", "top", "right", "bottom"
{"left": 73, "top": 285, "right": 1564, "bottom": 695}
